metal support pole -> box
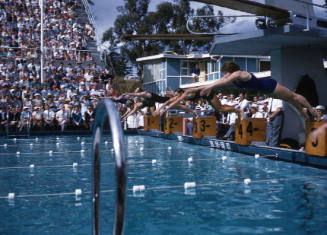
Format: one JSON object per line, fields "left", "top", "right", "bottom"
{"left": 39, "top": 0, "right": 44, "bottom": 84}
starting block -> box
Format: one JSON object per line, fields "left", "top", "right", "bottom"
{"left": 305, "top": 121, "right": 327, "bottom": 157}
{"left": 193, "top": 117, "right": 216, "bottom": 139}
{"left": 235, "top": 118, "right": 266, "bottom": 145}
{"left": 164, "top": 116, "right": 183, "bottom": 135}
{"left": 144, "top": 116, "right": 159, "bottom": 131}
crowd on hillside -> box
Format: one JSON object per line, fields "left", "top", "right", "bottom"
{"left": 0, "top": 0, "right": 95, "bottom": 61}
{"left": 0, "top": 0, "right": 117, "bottom": 133}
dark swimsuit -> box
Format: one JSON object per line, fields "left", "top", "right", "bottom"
{"left": 150, "top": 93, "right": 170, "bottom": 103}
{"left": 141, "top": 93, "right": 170, "bottom": 108}
{"left": 233, "top": 73, "right": 277, "bottom": 94}
{"left": 114, "top": 98, "right": 128, "bottom": 104}
{"left": 185, "top": 90, "right": 216, "bottom": 102}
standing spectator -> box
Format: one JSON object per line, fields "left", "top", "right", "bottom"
{"left": 238, "top": 92, "right": 249, "bottom": 115}
{"left": 261, "top": 102, "right": 269, "bottom": 118}
{"left": 315, "top": 105, "right": 327, "bottom": 121}
{"left": 224, "top": 111, "right": 238, "bottom": 140}
{"left": 80, "top": 95, "right": 90, "bottom": 116}
{"left": 249, "top": 104, "right": 264, "bottom": 118}
{"left": 266, "top": 98, "right": 284, "bottom": 147}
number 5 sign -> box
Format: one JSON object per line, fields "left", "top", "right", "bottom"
{"left": 305, "top": 121, "right": 327, "bottom": 157}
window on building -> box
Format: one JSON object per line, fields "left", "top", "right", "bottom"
{"left": 181, "top": 60, "right": 199, "bottom": 76}
{"left": 211, "top": 61, "right": 217, "bottom": 73}
{"left": 181, "top": 60, "right": 189, "bottom": 76}
{"left": 260, "top": 60, "right": 270, "bottom": 72}
{"left": 143, "top": 60, "right": 162, "bottom": 83}
{"left": 143, "top": 63, "right": 152, "bottom": 83}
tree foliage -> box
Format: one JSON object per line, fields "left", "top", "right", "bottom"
{"left": 102, "top": 0, "right": 233, "bottom": 75}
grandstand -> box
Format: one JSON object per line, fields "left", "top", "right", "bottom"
{"left": 0, "top": 0, "right": 111, "bottom": 136}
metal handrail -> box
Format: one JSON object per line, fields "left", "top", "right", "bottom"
{"left": 92, "top": 99, "right": 126, "bottom": 235}
{"left": 81, "top": 0, "right": 100, "bottom": 46}
{"left": 0, "top": 46, "right": 99, "bottom": 52}
{"left": 186, "top": 15, "right": 258, "bottom": 35}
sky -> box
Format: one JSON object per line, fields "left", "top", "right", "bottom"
{"left": 91, "top": 0, "right": 327, "bottom": 40}
{"left": 91, "top": 0, "right": 248, "bottom": 40}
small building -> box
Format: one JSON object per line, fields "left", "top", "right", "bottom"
{"left": 136, "top": 51, "right": 271, "bottom": 94}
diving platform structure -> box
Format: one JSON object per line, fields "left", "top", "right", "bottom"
{"left": 193, "top": 0, "right": 327, "bottom": 146}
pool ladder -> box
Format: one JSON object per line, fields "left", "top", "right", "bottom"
{"left": 92, "top": 99, "right": 126, "bottom": 235}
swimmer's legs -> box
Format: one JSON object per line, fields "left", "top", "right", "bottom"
{"left": 271, "top": 83, "right": 317, "bottom": 120}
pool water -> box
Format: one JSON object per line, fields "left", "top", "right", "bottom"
{"left": 1, "top": 135, "right": 327, "bottom": 234}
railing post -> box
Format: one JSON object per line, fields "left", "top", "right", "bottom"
{"left": 92, "top": 99, "right": 126, "bottom": 235}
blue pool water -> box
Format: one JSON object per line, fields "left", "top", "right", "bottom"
{"left": 1, "top": 135, "right": 327, "bottom": 234}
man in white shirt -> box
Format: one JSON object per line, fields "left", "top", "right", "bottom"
{"left": 316, "top": 105, "right": 327, "bottom": 121}
{"left": 249, "top": 104, "right": 264, "bottom": 118}
{"left": 56, "top": 105, "right": 69, "bottom": 131}
{"left": 238, "top": 92, "right": 249, "bottom": 112}
{"left": 32, "top": 106, "right": 43, "bottom": 130}
{"left": 266, "top": 98, "right": 284, "bottom": 147}
{"left": 224, "top": 111, "right": 238, "bottom": 140}
{"left": 43, "top": 104, "right": 55, "bottom": 129}
{"left": 18, "top": 106, "right": 31, "bottom": 132}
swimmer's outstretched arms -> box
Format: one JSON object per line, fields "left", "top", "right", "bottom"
{"left": 162, "top": 86, "right": 243, "bottom": 119}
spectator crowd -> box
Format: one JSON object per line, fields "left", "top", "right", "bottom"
{"left": 0, "top": 0, "right": 115, "bottom": 133}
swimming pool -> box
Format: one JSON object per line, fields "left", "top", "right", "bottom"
{"left": 1, "top": 135, "right": 327, "bottom": 234}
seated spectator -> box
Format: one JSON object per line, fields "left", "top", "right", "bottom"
{"left": 46, "top": 95, "right": 57, "bottom": 112}
{"left": 43, "top": 104, "right": 56, "bottom": 129}
{"left": 33, "top": 93, "right": 43, "bottom": 107}
{"left": 70, "top": 95, "right": 80, "bottom": 107}
{"left": 32, "top": 106, "right": 43, "bottom": 130}
{"left": 316, "top": 105, "right": 327, "bottom": 121}
{"left": 18, "top": 106, "right": 31, "bottom": 132}
{"left": 71, "top": 105, "right": 84, "bottom": 129}
{"left": 8, "top": 107, "right": 21, "bottom": 132}
{"left": 12, "top": 96, "right": 22, "bottom": 109}
{"left": 56, "top": 105, "right": 69, "bottom": 132}
{"left": 23, "top": 95, "right": 33, "bottom": 111}
{"left": 84, "top": 105, "right": 95, "bottom": 130}
{"left": 0, "top": 107, "right": 8, "bottom": 133}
